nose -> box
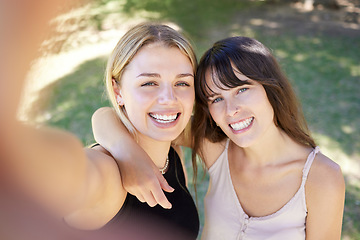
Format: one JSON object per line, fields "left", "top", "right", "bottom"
{"left": 226, "top": 100, "right": 239, "bottom": 117}
{"left": 158, "top": 85, "right": 177, "bottom": 104}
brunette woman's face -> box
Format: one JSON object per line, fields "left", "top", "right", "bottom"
{"left": 206, "top": 68, "right": 276, "bottom": 148}
{"left": 114, "top": 43, "right": 195, "bottom": 143}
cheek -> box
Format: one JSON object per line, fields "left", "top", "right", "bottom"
{"left": 258, "top": 94, "right": 275, "bottom": 123}
{"left": 208, "top": 104, "right": 220, "bottom": 123}
{"left": 267, "top": 102, "right": 275, "bottom": 122}
{"left": 122, "top": 91, "right": 149, "bottom": 118}
{"left": 177, "top": 89, "right": 195, "bottom": 108}
{"left": 124, "top": 89, "right": 155, "bottom": 107}
{"left": 134, "top": 91, "right": 153, "bottom": 102}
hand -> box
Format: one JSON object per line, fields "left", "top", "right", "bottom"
{"left": 117, "top": 151, "right": 174, "bottom": 209}
{"left": 91, "top": 107, "right": 174, "bottom": 209}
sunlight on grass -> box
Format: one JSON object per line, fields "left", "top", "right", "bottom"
{"left": 21, "top": 1, "right": 360, "bottom": 239}
{"left": 19, "top": 0, "right": 149, "bottom": 123}
{"left": 20, "top": 42, "right": 113, "bottom": 122}
{"left": 313, "top": 132, "right": 360, "bottom": 177}
{"left": 293, "top": 53, "right": 307, "bottom": 62}
{"left": 342, "top": 125, "right": 355, "bottom": 135}
{"left": 351, "top": 65, "right": 360, "bottom": 76}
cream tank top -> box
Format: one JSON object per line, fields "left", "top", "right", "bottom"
{"left": 201, "top": 139, "right": 320, "bottom": 240}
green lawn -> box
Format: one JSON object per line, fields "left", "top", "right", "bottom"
{"left": 33, "top": 0, "right": 360, "bottom": 239}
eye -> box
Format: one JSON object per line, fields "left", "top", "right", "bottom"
{"left": 141, "top": 81, "right": 157, "bottom": 87}
{"left": 211, "top": 97, "right": 223, "bottom": 104}
{"left": 176, "top": 81, "right": 191, "bottom": 87}
{"left": 237, "top": 87, "right": 248, "bottom": 94}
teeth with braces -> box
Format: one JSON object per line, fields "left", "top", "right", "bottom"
{"left": 150, "top": 113, "right": 178, "bottom": 123}
{"left": 230, "top": 117, "right": 253, "bottom": 131}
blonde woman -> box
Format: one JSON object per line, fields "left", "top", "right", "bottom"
{"left": 4, "top": 22, "right": 199, "bottom": 239}
{"left": 90, "top": 22, "right": 199, "bottom": 238}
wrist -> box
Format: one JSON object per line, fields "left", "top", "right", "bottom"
{"left": 101, "top": 136, "right": 138, "bottom": 163}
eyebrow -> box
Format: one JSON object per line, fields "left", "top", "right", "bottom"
{"left": 177, "top": 73, "right": 194, "bottom": 78}
{"left": 206, "top": 93, "right": 220, "bottom": 99}
{"left": 136, "top": 73, "right": 160, "bottom": 78}
{"left": 136, "top": 73, "right": 194, "bottom": 78}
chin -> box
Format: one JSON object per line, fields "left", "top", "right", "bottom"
{"left": 150, "top": 132, "right": 182, "bottom": 143}
{"left": 230, "top": 137, "right": 255, "bottom": 148}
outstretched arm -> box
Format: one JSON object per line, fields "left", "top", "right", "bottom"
{"left": 92, "top": 107, "right": 174, "bottom": 209}
{"left": 0, "top": 0, "right": 124, "bottom": 229}
{"left": 4, "top": 124, "right": 89, "bottom": 216}
{"left": 3, "top": 122, "right": 125, "bottom": 230}
{"left": 0, "top": 0, "right": 87, "bottom": 217}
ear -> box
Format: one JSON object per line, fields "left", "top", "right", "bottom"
{"left": 112, "top": 78, "right": 124, "bottom": 106}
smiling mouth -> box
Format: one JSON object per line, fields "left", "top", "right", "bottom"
{"left": 149, "top": 113, "right": 180, "bottom": 123}
{"left": 229, "top": 117, "right": 254, "bottom": 131}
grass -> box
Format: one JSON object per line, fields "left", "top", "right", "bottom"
{"left": 31, "top": 0, "right": 360, "bottom": 239}
{"left": 344, "top": 181, "right": 360, "bottom": 239}
{"left": 37, "top": 57, "right": 109, "bottom": 145}
{"left": 262, "top": 35, "right": 360, "bottom": 158}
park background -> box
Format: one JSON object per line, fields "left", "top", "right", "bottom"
{"left": 19, "top": 0, "right": 359, "bottom": 239}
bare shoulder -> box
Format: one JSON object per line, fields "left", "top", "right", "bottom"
{"left": 65, "top": 148, "right": 125, "bottom": 230}
{"left": 85, "top": 147, "right": 118, "bottom": 171}
{"left": 308, "top": 153, "right": 345, "bottom": 189}
{"left": 88, "top": 144, "right": 113, "bottom": 156}
{"left": 306, "top": 152, "right": 345, "bottom": 204}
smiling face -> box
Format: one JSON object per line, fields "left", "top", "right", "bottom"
{"left": 113, "top": 43, "right": 195, "bottom": 143}
{"left": 206, "top": 68, "right": 276, "bottom": 148}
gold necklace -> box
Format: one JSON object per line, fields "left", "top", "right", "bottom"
{"left": 159, "top": 156, "right": 169, "bottom": 175}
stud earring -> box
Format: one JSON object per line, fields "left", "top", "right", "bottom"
{"left": 116, "top": 95, "right": 122, "bottom": 105}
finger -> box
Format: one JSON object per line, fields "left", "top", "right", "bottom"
{"left": 135, "top": 192, "right": 146, "bottom": 203}
{"left": 142, "top": 190, "right": 158, "bottom": 208}
{"left": 151, "top": 174, "right": 172, "bottom": 209}
{"left": 157, "top": 174, "right": 174, "bottom": 193}
{"left": 152, "top": 187, "right": 172, "bottom": 209}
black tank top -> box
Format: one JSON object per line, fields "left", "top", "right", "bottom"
{"left": 105, "top": 147, "right": 199, "bottom": 239}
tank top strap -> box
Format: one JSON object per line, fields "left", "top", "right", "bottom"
{"left": 302, "top": 146, "right": 320, "bottom": 180}
{"left": 225, "top": 138, "right": 230, "bottom": 150}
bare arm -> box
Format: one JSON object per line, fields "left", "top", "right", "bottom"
{"left": 0, "top": 0, "right": 124, "bottom": 229}
{"left": 92, "top": 107, "right": 174, "bottom": 209}
{"left": 4, "top": 124, "right": 89, "bottom": 216}
{"left": 1, "top": 0, "right": 96, "bottom": 215}
{"left": 3, "top": 123, "right": 125, "bottom": 229}
{"left": 305, "top": 153, "right": 345, "bottom": 239}
{"left": 65, "top": 146, "right": 126, "bottom": 229}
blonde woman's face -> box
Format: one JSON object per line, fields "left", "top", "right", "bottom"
{"left": 115, "top": 44, "right": 194, "bottom": 142}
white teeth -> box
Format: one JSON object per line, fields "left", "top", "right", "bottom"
{"left": 230, "top": 117, "right": 253, "bottom": 131}
{"left": 150, "top": 113, "right": 178, "bottom": 123}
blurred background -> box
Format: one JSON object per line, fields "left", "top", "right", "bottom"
{"left": 19, "top": 0, "right": 359, "bottom": 239}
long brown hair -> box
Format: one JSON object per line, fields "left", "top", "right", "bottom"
{"left": 191, "top": 36, "right": 316, "bottom": 182}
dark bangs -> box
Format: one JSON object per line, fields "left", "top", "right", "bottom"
{"left": 196, "top": 42, "right": 252, "bottom": 105}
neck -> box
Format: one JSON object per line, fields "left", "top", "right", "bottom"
{"left": 236, "top": 127, "right": 305, "bottom": 167}
{"left": 137, "top": 134, "right": 172, "bottom": 169}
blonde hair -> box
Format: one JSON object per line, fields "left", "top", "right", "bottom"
{"left": 105, "top": 22, "right": 197, "bottom": 136}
